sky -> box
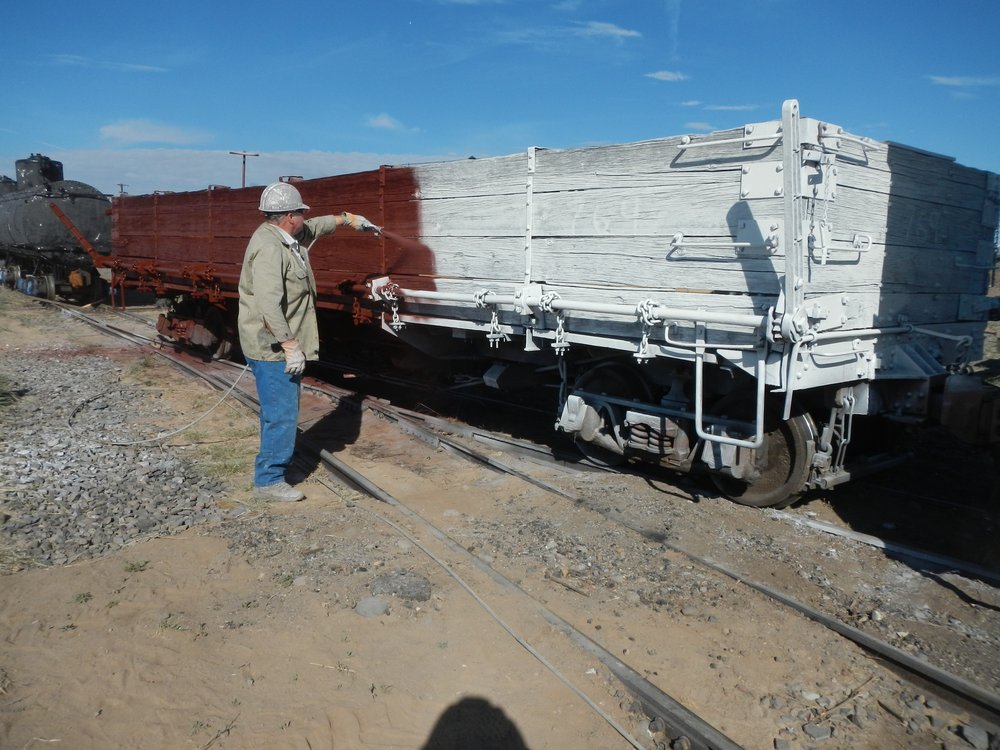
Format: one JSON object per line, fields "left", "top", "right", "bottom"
{"left": 3, "top": 0, "right": 999, "bottom": 196}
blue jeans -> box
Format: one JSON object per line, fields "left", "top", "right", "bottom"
{"left": 247, "top": 357, "right": 301, "bottom": 487}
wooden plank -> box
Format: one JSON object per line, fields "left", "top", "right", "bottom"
{"left": 824, "top": 186, "right": 984, "bottom": 252}
{"left": 836, "top": 159, "right": 989, "bottom": 213}
{"left": 410, "top": 153, "right": 529, "bottom": 199}
{"left": 834, "top": 137, "right": 989, "bottom": 189}
{"left": 531, "top": 236, "right": 780, "bottom": 296}
{"left": 533, "top": 178, "right": 765, "bottom": 238}
{"left": 805, "top": 242, "right": 982, "bottom": 294}
{"left": 409, "top": 193, "right": 527, "bottom": 236}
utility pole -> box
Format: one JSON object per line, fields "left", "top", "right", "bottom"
{"left": 117, "top": 183, "right": 128, "bottom": 195}
{"left": 229, "top": 151, "right": 259, "bottom": 188}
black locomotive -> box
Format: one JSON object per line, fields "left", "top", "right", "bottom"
{"left": 0, "top": 154, "right": 111, "bottom": 302}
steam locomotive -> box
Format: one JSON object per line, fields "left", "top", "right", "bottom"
{"left": 0, "top": 154, "right": 111, "bottom": 302}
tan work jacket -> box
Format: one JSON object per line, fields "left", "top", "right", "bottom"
{"left": 237, "top": 215, "right": 339, "bottom": 361}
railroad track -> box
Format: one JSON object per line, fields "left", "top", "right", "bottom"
{"left": 36, "top": 297, "right": 1000, "bottom": 748}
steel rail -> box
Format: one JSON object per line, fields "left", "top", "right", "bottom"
{"left": 493, "top": 466, "right": 1000, "bottom": 721}
{"left": 303, "top": 437, "right": 743, "bottom": 750}
{"left": 322, "top": 382, "right": 1000, "bottom": 722}
{"left": 774, "top": 511, "right": 1000, "bottom": 586}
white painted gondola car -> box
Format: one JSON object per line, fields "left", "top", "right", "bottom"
{"left": 365, "top": 99, "right": 999, "bottom": 506}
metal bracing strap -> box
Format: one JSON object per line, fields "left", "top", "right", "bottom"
{"left": 523, "top": 148, "right": 535, "bottom": 287}
{"left": 780, "top": 99, "right": 807, "bottom": 335}
{"left": 693, "top": 322, "right": 767, "bottom": 450}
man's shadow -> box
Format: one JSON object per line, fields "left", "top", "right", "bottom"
{"left": 421, "top": 696, "right": 529, "bottom": 750}
{"left": 293, "top": 394, "right": 364, "bottom": 477}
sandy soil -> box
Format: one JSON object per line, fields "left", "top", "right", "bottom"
{"left": 1, "top": 292, "right": 998, "bottom": 750}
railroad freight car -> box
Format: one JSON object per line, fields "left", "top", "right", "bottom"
{"left": 111, "top": 99, "right": 1000, "bottom": 507}
{"left": 0, "top": 154, "right": 111, "bottom": 301}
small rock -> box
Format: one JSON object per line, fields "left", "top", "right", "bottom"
{"left": 354, "top": 597, "right": 389, "bottom": 618}
{"left": 371, "top": 570, "right": 432, "bottom": 601}
{"left": 802, "top": 722, "right": 832, "bottom": 741}
{"left": 957, "top": 724, "right": 990, "bottom": 750}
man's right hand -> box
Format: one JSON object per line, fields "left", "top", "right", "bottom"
{"left": 341, "top": 212, "right": 379, "bottom": 233}
{"left": 281, "top": 340, "right": 306, "bottom": 376}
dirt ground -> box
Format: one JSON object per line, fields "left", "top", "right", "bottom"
{"left": 1, "top": 292, "right": 998, "bottom": 750}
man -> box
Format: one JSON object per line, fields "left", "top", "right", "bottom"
{"left": 237, "top": 180, "right": 376, "bottom": 502}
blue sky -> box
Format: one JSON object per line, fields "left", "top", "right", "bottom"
{"left": 3, "top": 0, "right": 999, "bottom": 196}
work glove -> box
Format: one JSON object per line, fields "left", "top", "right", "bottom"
{"left": 341, "top": 212, "right": 380, "bottom": 233}
{"left": 280, "top": 340, "right": 307, "bottom": 376}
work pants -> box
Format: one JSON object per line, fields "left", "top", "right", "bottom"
{"left": 246, "top": 357, "right": 301, "bottom": 487}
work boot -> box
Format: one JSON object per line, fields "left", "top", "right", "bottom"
{"left": 253, "top": 481, "right": 305, "bottom": 502}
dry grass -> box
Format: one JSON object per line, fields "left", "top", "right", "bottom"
{"left": 183, "top": 426, "right": 259, "bottom": 480}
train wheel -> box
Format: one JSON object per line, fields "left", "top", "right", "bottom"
{"left": 43, "top": 274, "right": 57, "bottom": 301}
{"left": 212, "top": 337, "right": 233, "bottom": 361}
{"left": 708, "top": 396, "right": 816, "bottom": 509}
{"left": 572, "top": 363, "right": 651, "bottom": 467}
{"left": 5, "top": 265, "right": 21, "bottom": 289}
{"left": 204, "top": 306, "right": 234, "bottom": 361}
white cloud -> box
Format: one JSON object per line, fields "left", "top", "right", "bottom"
{"left": 497, "top": 20, "right": 640, "bottom": 49}
{"left": 928, "top": 75, "right": 1000, "bottom": 88}
{"left": 679, "top": 100, "right": 701, "bottom": 107}
{"left": 368, "top": 114, "right": 405, "bottom": 131}
{"left": 100, "top": 120, "right": 211, "bottom": 146}
{"left": 646, "top": 70, "right": 688, "bottom": 82}
{"left": 48, "top": 54, "right": 167, "bottom": 73}
{"left": 366, "top": 114, "right": 422, "bottom": 135}
{"left": 684, "top": 122, "right": 715, "bottom": 132}
{"left": 574, "top": 22, "right": 641, "bottom": 40}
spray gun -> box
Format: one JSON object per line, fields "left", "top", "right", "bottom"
{"left": 342, "top": 212, "right": 383, "bottom": 236}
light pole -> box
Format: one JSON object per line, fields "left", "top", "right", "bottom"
{"left": 229, "top": 151, "right": 259, "bottom": 188}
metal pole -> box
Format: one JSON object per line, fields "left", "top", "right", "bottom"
{"left": 229, "top": 151, "right": 259, "bottom": 188}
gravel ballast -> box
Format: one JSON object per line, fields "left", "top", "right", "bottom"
{"left": 0, "top": 350, "right": 227, "bottom": 567}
